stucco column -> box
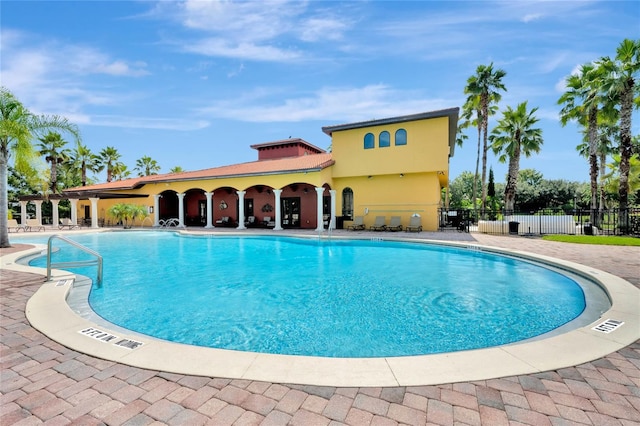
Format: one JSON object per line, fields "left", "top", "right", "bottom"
{"left": 177, "top": 193, "right": 186, "bottom": 228}
{"left": 33, "top": 200, "right": 43, "bottom": 225}
{"left": 236, "top": 190, "right": 246, "bottom": 230}
{"left": 204, "top": 192, "right": 214, "bottom": 228}
{"left": 315, "top": 187, "right": 324, "bottom": 232}
{"left": 51, "top": 199, "right": 60, "bottom": 228}
{"left": 89, "top": 197, "right": 99, "bottom": 228}
{"left": 329, "top": 189, "right": 337, "bottom": 230}
{"left": 20, "top": 201, "right": 28, "bottom": 225}
{"left": 273, "top": 189, "right": 283, "bottom": 231}
{"left": 153, "top": 194, "right": 161, "bottom": 227}
{"left": 69, "top": 199, "right": 79, "bottom": 226}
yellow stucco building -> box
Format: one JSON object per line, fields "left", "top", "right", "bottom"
{"left": 19, "top": 108, "right": 459, "bottom": 232}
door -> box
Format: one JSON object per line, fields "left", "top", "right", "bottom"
{"left": 281, "top": 197, "right": 300, "bottom": 228}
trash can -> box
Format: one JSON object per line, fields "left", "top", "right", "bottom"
{"left": 335, "top": 216, "right": 344, "bottom": 230}
{"left": 584, "top": 224, "right": 593, "bottom": 235}
{"left": 508, "top": 221, "right": 520, "bottom": 235}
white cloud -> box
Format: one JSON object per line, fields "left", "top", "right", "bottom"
{"left": 184, "top": 38, "right": 301, "bottom": 61}
{"left": 152, "top": 0, "right": 352, "bottom": 62}
{"left": 522, "top": 13, "right": 543, "bottom": 23}
{"left": 89, "top": 115, "right": 210, "bottom": 131}
{"left": 198, "top": 84, "right": 456, "bottom": 123}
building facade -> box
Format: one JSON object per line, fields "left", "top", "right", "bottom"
{"left": 17, "top": 108, "right": 459, "bottom": 232}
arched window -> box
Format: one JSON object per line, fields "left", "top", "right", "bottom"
{"left": 395, "top": 129, "right": 407, "bottom": 145}
{"left": 379, "top": 131, "right": 390, "bottom": 148}
{"left": 364, "top": 133, "right": 374, "bottom": 149}
{"left": 342, "top": 188, "right": 354, "bottom": 220}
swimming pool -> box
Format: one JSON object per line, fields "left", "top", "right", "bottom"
{"left": 25, "top": 231, "right": 606, "bottom": 358}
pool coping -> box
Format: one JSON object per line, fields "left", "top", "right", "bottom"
{"left": 6, "top": 230, "right": 640, "bottom": 387}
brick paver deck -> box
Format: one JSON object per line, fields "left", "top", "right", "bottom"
{"left": 1, "top": 232, "right": 639, "bottom": 425}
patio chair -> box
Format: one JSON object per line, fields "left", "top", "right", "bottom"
{"left": 7, "top": 219, "right": 25, "bottom": 232}
{"left": 346, "top": 216, "right": 365, "bottom": 231}
{"left": 387, "top": 216, "right": 403, "bottom": 231}
{"left": 263, "top": 216, "right": 275, "bottom": 227}
{"left": 405, "top": 216, "right": 422, "bottom": 232}
{"left": 245, "top": 216, "right": 256, "bottom": 227}
{"left": 369, "top": 216, "right": 387, "bottom": 231}
{"left": 59, "top": 218, "right": 78, "bottom": 230}
{"left": 25, "top": 219, "right": 45, "bottom": 232}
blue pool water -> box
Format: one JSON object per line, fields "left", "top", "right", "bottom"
{"left": 26, "top": 232, "right": 587, "bottom": 357}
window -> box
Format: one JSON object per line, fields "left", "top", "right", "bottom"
{"left": 342, "top": 188, "right": 353, "bottom": 220}
{"left": 364, "top": 133, "right": 374, "bottom": 149}
{"left": 379, "top": 131, "right": 390, "bottom": 147}
{"left": 395, "top": 129, "right": 407, "bottom": 145}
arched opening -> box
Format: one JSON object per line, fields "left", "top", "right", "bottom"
{"left": 184, "top": 188, "right": 206, "bottom": 227}
{"left": 342, "top": 188, "right": 354, "bottom": 220}
{"left": 159, "top": 190, "right": 179, "bottom": 221}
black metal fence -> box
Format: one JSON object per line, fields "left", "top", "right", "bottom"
{"left": 438, "top": 207, "right": 640, "bottom": 236}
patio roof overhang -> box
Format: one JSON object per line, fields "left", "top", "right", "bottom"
{"left": 17, "top": 192, "right": 150, "bottom": 201}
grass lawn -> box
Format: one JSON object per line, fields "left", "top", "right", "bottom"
{"left": 542, "top": 235, "right": 640, "bottom": 246}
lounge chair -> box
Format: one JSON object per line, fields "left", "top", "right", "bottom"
{"left": 369, "top": 216, "right": 387, "bottom": 231}
{"left": 405, "top": 216, "right": 422, "bottom": 232}
{"left": 387, "top": 216, "right": 403, "bottom": 231}
{"left": 346, "top": 216, "right": 365, "bottom": 231}
{"left": 25, "top": 219, "right": 45, "bottom": 232}
{"left": 59, "top": 218, "right": 78, "bottom": 230}
{"left": 245, "top": 216, "right": 256, "bottom": 227}
{"left": 215, "top": 216, "right": 235, "bottom": 227}
{"left": 263, "top": 216, "right": 275, "bottom": 227}
{"left": 7, "top": 219, "right": 25, "bottom": 232}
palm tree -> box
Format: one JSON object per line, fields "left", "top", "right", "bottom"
{"left": 72, "top": 144, "right": 103, "bottom": 186}
{"left": 37, "top": 131, "right": 71, "bottom": 193}
{"left": 111, "top": 162, "right": 131, "bottom": 181}
{"left": 169, "top": 166, "right": 184, "bottom": 173}
{"left": 135, "top": 155, "right": 161, "bottom": 176}
{"left": 489, "top": 102, "right": 543, "bottom": 212}
{"left": 0, "top": 87, "right": 80, "bottom": 248}
{"left": 99, "top": 146, "right": 121, "bottom": 182}
{"left": 558, "top": 63, "right": 607, "bottom": 224}
{"left": 598, "top": 38, "right": 640, "bottom": 230}
{"left": 463, "top": 63, "right": 507, "bottom": 212}
{"left": 108, "top": 203, "right": 148, "bottom": 228}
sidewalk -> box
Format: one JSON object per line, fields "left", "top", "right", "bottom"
{"left": 1, "top": 232, "right": 639, "bottom": 425}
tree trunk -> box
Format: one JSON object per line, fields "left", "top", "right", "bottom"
{"left": 618, "top": 79, "right": 634, "bottom": 232}
{"left": 0, "top": 149, "right": 11, "bottom": 248}
{"left": 599, "top": 149, "right": 607, "bottom": 223}
{"left": 587, "top": 108, "right": 598, "bottom": 226}
{"left": 480, "top": 94, "right": 489, "bottom": 214}
{"left": 504, "top": 145, "right": 521, "bottom": 212}
{"left": 473, "top": 124, "right": 481, "bottom": 213}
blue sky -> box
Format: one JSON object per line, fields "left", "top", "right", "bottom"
{"left": 2, "top": 0, "right": 638, "bottom": 184}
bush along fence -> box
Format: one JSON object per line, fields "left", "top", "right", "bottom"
{"left": 438, "top": 208, "right": 640, "bottom": 236}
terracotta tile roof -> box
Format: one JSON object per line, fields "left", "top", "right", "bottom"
{"left": 65, "top": 153, "right": 335, "bottom": 193}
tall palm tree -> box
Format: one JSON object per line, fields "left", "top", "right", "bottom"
{"left": 99, "top": 146, "right": 121, "bottom": 182}
{"left": 135, "top": 155, "right": 161, "bottom": 176}
{"left": 37, "top": 131, "right": 71, "bottom": 193}
{"left": 72, "top": 144, "right": 103, "bottom": 186}
{"left": 112, "top": 162, "right": 131, "bottom": 181}
{"left": 0, "top": 87, "right": 80, "bottom": 247}
{"left": 598, "top": 38, "right": 640, "bottom": 229}
{"left": 489, "top": 102, "right": 543, "bottom": 212}
{"left": 463, "top": 63, "right": 507, "bottom": 212}
{"left": 558, "top": 63, "right": 607, "bottom": 224}
{"left": 169, "top": 166, "right": 184, "bottom": 173}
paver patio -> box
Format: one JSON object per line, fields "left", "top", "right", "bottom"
{"left": 1, "top": 230, "right": 639, "bottom": 425}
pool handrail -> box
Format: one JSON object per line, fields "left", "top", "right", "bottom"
{"left": 47, "top": 234, "right": 103, "bottom": 283}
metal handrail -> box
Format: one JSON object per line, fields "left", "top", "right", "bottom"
{"left": 47, "top": 234, "right": 103, "bottom": 283}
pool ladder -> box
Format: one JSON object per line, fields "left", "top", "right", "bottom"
{"left": 47, "top": 235, "right": 103, "bottom": 283}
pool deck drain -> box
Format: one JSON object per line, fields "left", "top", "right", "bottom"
{"left": 2, "top": 230, "right": 640, "bottom": 424}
